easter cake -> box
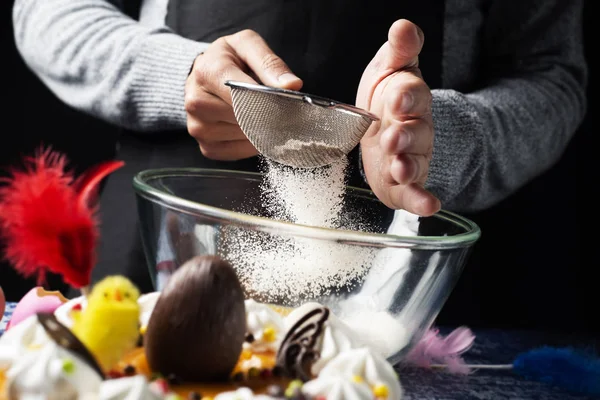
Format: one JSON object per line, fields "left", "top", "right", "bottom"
{"left": 0, "top": 255, "right": 402, "bottom": 399}
{"left": 0, "top": 149, "right": 404, "bottom": 399}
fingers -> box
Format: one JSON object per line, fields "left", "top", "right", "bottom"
{"left": 189, "top": 48, "right": 258, "bottom": 106}
{"left": 379, "top": 119, "right": 433, "bottom": 156}
{"left": 188, "top": 120, "right": 247, "bottom": 143}
{"left": 378, "top": 71, "right": 433, "bottom": 185}
{"left": 383, "top": 71, "right": 431, "bottom": 123}
{"left": 185, "top": 91, "right": 237, "bottom": 124}
{"left": 356, "top": 19, "right": 424, "bottom": 110}
{"left": 225, "top": 30, "right": 303, "bottom": 90}
{"left": 185, "top": 29, "right": 301, "bottom": 161}
{"left": 198, "top": 139, "right": 258, "bottom": 161}
{"left": 387, "top": 184, "right": 441, "bottom": 217}
{"left": 387, "top": 153, "right": 429, "bottom": 185}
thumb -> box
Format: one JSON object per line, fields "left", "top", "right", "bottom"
{"left": 385, "top": 19, "right": 424, "bottom": 71}
{"left": 356, "top": 19, "right": 424, "bottom": 109}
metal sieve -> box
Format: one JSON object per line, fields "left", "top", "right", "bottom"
{"left": 225, "top": 81, "right": 379, "bottom": 168}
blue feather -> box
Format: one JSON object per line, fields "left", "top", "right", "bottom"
{"left": 513, "top": 346, "right": 600, "bottom": 396}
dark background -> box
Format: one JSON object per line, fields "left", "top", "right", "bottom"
{"left": 0, "top": 1, "right": 596, "bottom": 334}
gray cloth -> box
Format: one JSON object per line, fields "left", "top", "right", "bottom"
{"left": 11, "top": 0, "right": 588, "bottom": 213}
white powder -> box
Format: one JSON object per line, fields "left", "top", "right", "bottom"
{"left": 341, "top": 311, "right": 409, "bottom": 359}
{"left": 262, "top": 156, "right": 348, "bottom": 227}
{"left": 222, "top": 155, "right": 378, "bottom": 305}
{"left": 271, "top": 139, "right": 345, "bottom": 169}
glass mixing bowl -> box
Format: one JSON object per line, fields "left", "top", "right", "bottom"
{"left": 133, "top": 168, "right": 481, "bottom": 365}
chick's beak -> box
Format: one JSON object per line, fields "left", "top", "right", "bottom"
{"left": 114, "top": 290, "right": 122, "bottom": 302}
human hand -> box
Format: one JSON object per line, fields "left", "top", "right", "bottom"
{"left": 185, "top": 30, "right": 303, "bottom": 160}
{"left": 357, "top": 20, "right": 441, "bottom": 216}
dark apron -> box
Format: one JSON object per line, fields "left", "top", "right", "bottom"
{"left": 92, "top": 0, "right": 444, "bottom": 294}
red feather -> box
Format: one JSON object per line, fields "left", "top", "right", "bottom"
{"left": 0, "top": 147, "right": 124, "bottom": 288}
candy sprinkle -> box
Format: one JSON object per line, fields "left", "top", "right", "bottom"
{"left": 263, "top": 325, "right": 277, "bottom": 343}
{"left": 62, "top": 358, "right": 75, "bottom": 374}
{"left": 373, "top": 383, "right": 389, "bottom": 398}
{"left": 285, "top": 380, "right": 303, "bottom": 398}
{"left": 241, "top": 349, "right": 253, "bottom": 360}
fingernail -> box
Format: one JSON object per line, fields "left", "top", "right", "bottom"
{"left": 400, "top": 92, "right": 414, "bottom": 114}
{"left": 279, "top": 73, "right": 299, "bottom": 85}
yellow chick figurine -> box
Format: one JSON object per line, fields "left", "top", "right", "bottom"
{"left": 71, "top": 275, "right": 141, "bottom": 372}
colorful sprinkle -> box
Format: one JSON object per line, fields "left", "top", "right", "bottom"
{"left": 351, "top": 375, "right": 364, "bottom": 384}
{"left": 260, "top": 368, "right": 272, "bottom": 379}
{"left": 106, "top": 370, "right": 125, "bottom": 379}
{"left": 241, "top": 349, "right": 253, "bottom": 360}
{"left": 285, "top": 380, "right": 303, "bottom": 398}
{"left": 61, "top": 359, "right": 75, "bottom": 374}
{"left": 154, "top": 378, "right": 170, "bottom": 394}
{"left": 262, "top": 325, "right": 277, "bottom": 343}
{"left": 248, "top": 367, "right": 261, "bottom": 379}
{"left": 373, "top": 383, "right": 389, "bottom": 398}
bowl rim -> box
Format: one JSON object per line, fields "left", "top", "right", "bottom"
{"left": 133, "top": 168, "right": 481, "bottom": 250}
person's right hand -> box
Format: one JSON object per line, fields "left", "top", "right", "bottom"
{"left": 185, "top": 30, "right": 303, "bottom": 160}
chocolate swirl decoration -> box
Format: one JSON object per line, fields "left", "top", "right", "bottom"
{"left": 37, "top": 313, "right": 104, "bottom": 378}
{"left": 275, "top": 306, "right": 330, "bottom": 381}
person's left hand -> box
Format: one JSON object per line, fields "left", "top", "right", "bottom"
{"left": 357, "top": 19, "right": 440, "bottom": 217}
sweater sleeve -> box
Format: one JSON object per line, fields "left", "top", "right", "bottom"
{"left": 12, "top": 0, "right": 209, "bottom": 132}
{"left": 426, "top": 0, "right": 587, "bottom": 212}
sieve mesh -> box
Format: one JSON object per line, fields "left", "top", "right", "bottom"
{"left": 226, "top": 81, "right": 378, "bottom": 168}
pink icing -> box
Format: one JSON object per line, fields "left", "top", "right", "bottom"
{"left": 7, "top": 287, "right": 67, "bottom": 330}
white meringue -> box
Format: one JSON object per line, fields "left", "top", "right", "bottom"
{"left": 284, "top": 302, "right": 361, "bottom": 375}
{"left": 309, "top": 347, "right": 403, "bottom": 400}
{"left": 302, "top": 375, "right": 373, "bottom": 400}
{"left": 244, "top": 299, "right": 285, "bottom": 353}
{"left": 98, "top": 375, "right": 164, "bottom": 400}
{"left": 214, "top": 387, "right": 274, "bottom": 400}
{"left": 5, "top": 330, "right": 102, "bottom": 399}
{"left": 0, "top": 315, "right": 53, "bottom": 369}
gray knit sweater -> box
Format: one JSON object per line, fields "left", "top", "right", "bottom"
{"left": 12, "top": 0, "right": 587, "bottom": 212}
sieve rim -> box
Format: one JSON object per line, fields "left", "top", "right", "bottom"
{"left": 133, "top": 168, "right": 481, "bottom": 250}
{"left": 225, "top": 80, "right": 380, "bottom": 122}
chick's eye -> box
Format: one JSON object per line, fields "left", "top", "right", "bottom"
{"left": 103, "top": 292, "right": 108, "bottom": 298}
{"left": 125, "top": 292, "right": 130, "bottom": 298}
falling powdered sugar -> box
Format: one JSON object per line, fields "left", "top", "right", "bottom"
{"left": 223, "top": 156, "right": 378, "bottom": 305}
{"left": 262, "top": 156, "right": 347, "bottom": 227}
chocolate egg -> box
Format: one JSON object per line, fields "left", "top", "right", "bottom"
{"left": 144, "top": 255, "right": 246, "bottom": 382}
